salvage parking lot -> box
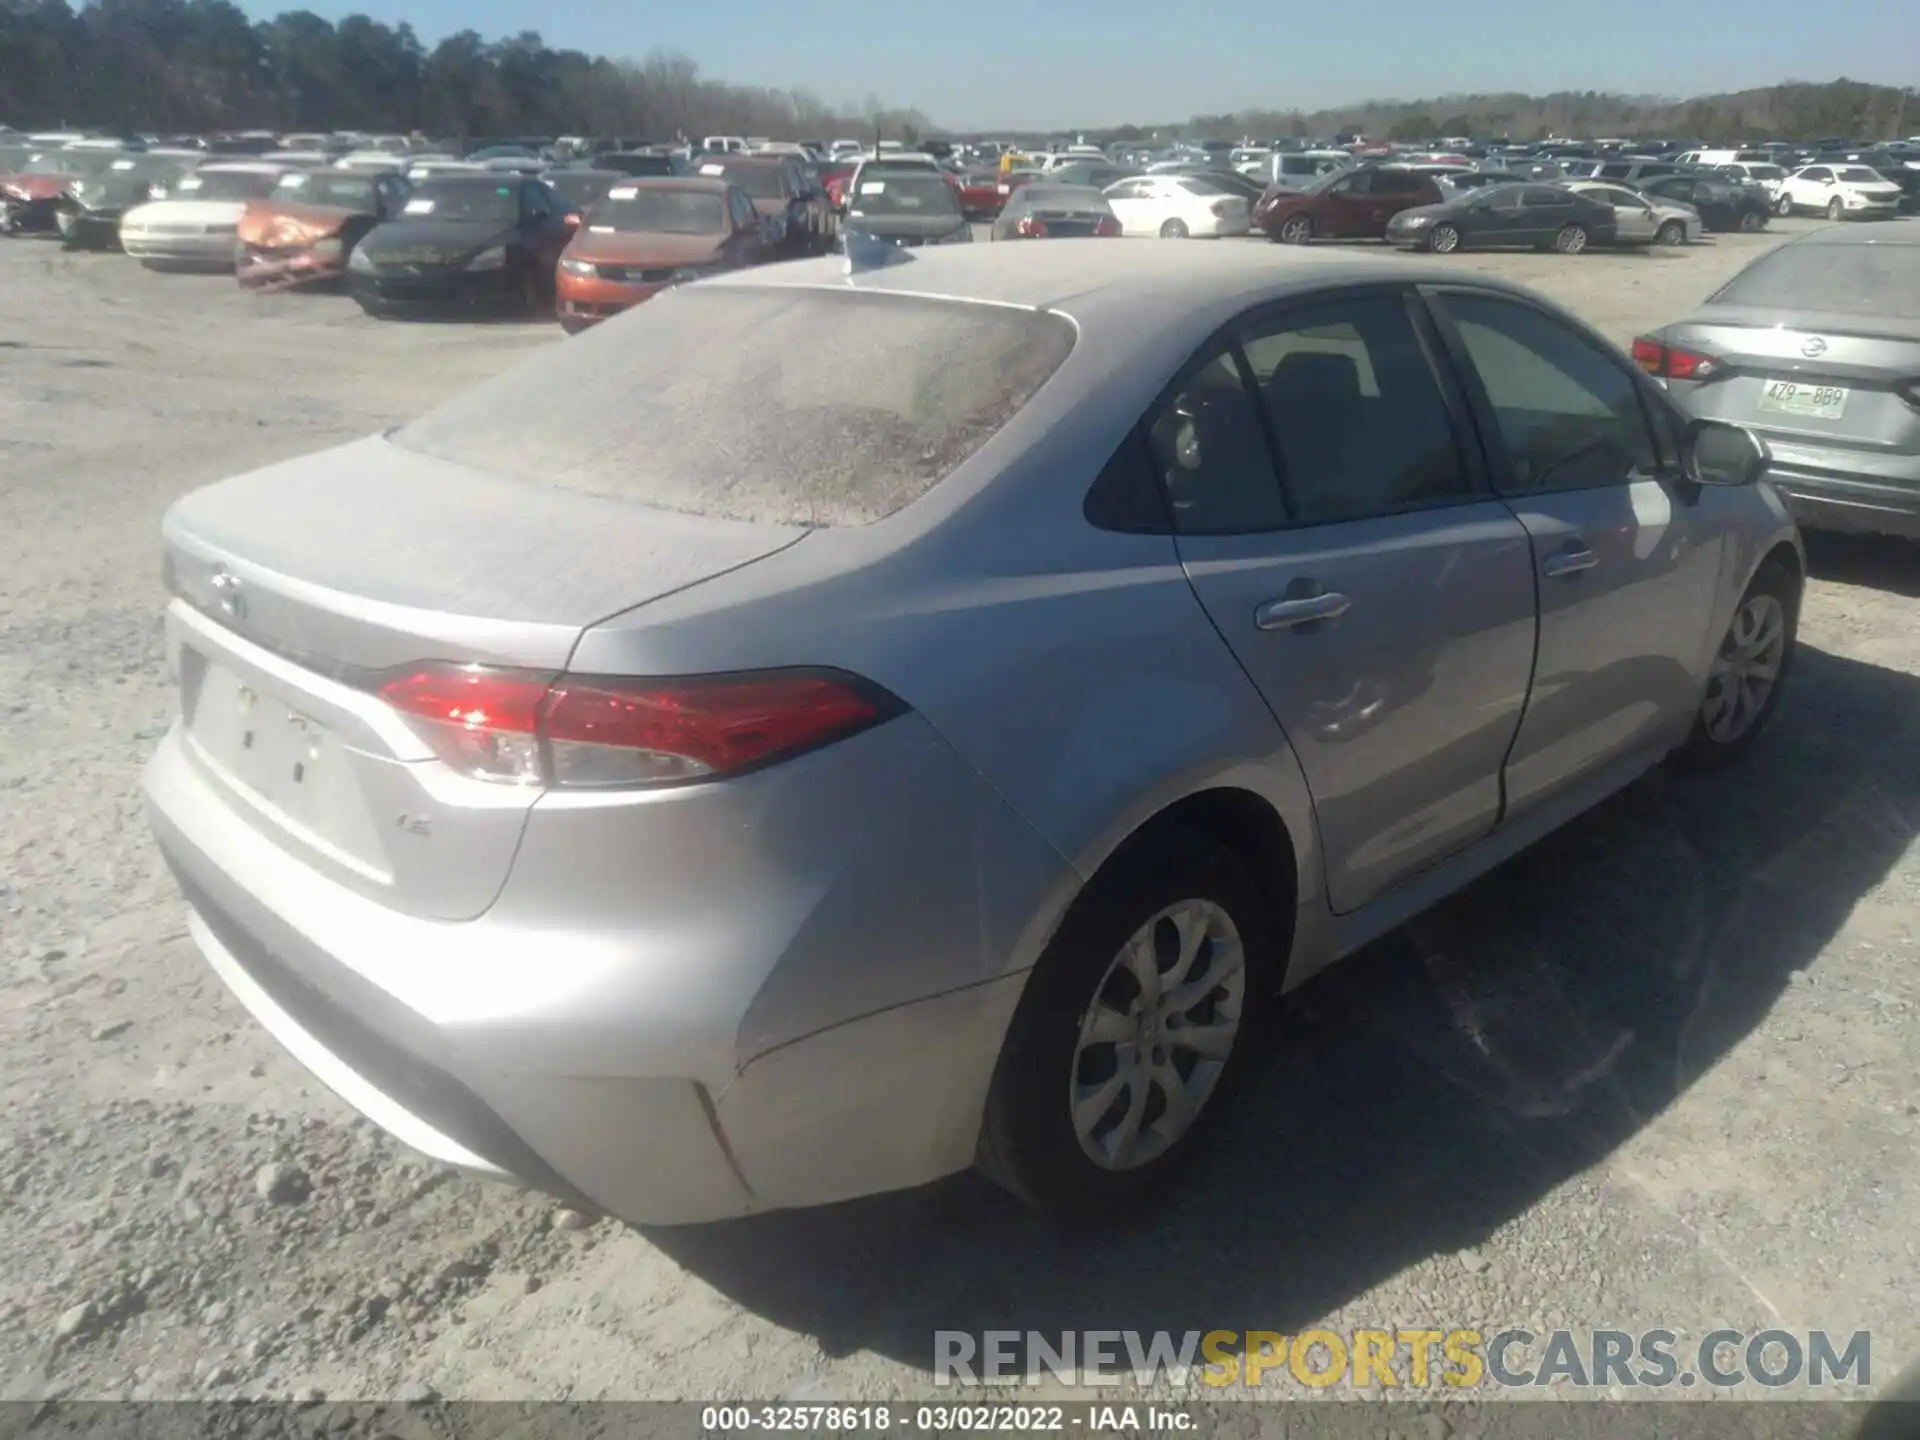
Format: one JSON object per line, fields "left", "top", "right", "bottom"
{"left": 2, "top": 218, "right": 1918, "bottom": 1401}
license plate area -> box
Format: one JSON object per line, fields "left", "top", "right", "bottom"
{"left": 182, "top": 650, "right": 391, "bottom": 881}
{"left": 1759, "top": 380, "right": 1849, "bottom": 420}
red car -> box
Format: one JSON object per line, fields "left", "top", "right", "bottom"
{"left": 954, "top": 170, "right": 1005, "bottom": 218}
{"left": 820, "top": 163, "right": 856, "bottom": 212}
{"left": 1253, "top": 166, "right": 1444, "bottom": 244}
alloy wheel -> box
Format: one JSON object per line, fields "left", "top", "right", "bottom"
{"left": 1069, "top": 900, "right": 1246, "bottom": 1171}
{"left": 1656, "top": 220, "right": 1685, "bottom": 246}
{"left": 1431, "top": 224, "right": 1460, "bottom": 254}
{"left": 1280, "top": 216, "right": 1312, "bottom": 244}
{"left": 1554, "top": 224, "right": 1587, "bottom": 254}
{"left": 1827, "top": 198, "right": 1844, "bottom": 221}
{"left": 1703, "top": 593, "right": 1787, "bottom": 743}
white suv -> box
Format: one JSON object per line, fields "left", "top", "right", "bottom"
{"left": 1775, "top": 163, "right": 1903, "bottom": 219}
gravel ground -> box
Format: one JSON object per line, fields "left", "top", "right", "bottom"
{"left": 2, "top": 219, "right": 1917, "bottom": 1407}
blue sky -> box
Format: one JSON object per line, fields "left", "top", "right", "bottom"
{"left": 241, "top": 0, "right": 1918, "bottom": 132}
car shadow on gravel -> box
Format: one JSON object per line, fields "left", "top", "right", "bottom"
{"left": 1805, "top": 531, "right": 1920, "bottom": 600}
{"left": 650, "top": 642, "right": 1920, "bottom": 1370}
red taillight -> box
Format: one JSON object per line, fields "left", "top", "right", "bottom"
{"left": 1631, "top": 336, "right": 1719, "bottom": 381}
{"left": 1015, "top": 216, "right": 1047, "bottom": 237}
{"left": 378, "top": 665, "right": 898, "bottom": 789}
{"left": 1093, "top": 215, "right": 1122, "bottom": 237}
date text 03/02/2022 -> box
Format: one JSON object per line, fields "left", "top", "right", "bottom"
{"left": 699, "top": 1404, "right": 1197, "bottom": 1432}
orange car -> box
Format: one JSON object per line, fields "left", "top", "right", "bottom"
{"left": 554, "top": 177, "right": 772, "bottom": 333}
{"left": 235, "top": 170, "right": 411, "bottom": 289}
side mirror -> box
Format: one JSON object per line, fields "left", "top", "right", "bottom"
{"left": 1683, "top": 418, "right": 1768, "bottom": 487}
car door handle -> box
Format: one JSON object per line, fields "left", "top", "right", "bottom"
{"left": 1255, "top": 592, "right": 1351, "bottom": 630}
{"left": 1542, "top": 548, "right": 1599, "bottom": 578}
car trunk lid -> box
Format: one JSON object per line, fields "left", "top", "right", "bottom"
{"left": 161, "top": 435, "right": 806, "bottom": 919}
{"left": 1662, "top": 307, "right": 1920, "bottom": 480}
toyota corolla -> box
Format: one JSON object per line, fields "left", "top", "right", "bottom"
{"left": 146, "top": 244, "right": 1801, "bottom": 1224}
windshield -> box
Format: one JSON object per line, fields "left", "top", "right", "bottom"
{"left": 1837, "top": 167, "right": 1885, "bottom": 184}
{"left": 172, "top": 169, "right": 278, "bottom": 199}
{"left": 714, "top": 163, "right": 784, "bottom": 200}
{"left": 1712, "top": 241, "right": 1920, "bottom": 320}
{"left": 848, "top": 174, "right": 959, "bottom": 219}
{"left": 403, "top": 181, "right": 517, "bottom": 221}
{"left": 25, "top": 151, "right": 117, "bottom": 176}
{"left": 393, "top": 288, "right": 1076, "bottom": 528}
{"left": 272, "top": 173, "right": 378, "bottom": 208}
{"left": 1298, "top": 169, "right": 1351, "bottom": 194}
{"left": 592, "top": 186, "right": 726, "bottom": 234}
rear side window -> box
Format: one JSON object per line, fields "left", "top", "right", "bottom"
{"left": 391, "top": 288, "right": 1076, "bottom": 527}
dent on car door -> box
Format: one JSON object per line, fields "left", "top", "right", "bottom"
{"left": 1153, "top": 287, "right": 1538, "bottom": 914}
{"left": 1424, "top": 289, "right": 1725, "bottom": 814}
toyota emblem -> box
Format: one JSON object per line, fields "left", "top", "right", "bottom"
{"left": 208, "top": 565, "right": 245, "bottom": 621}
{"left": 1800, "top": 336, "right": 1827, "bottom": 358}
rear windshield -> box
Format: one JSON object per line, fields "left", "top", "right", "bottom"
{"left": 712, "top": 162, "right": 784, "bottom": 200}
{"left": 1713, "top": 241, "right": 1920, "bottom": 320}
{"left": 848, "top": 174, "right": 959, "bottom": 218}
{"left": 391, "top": 288, "right": 1077, "bottom": 527}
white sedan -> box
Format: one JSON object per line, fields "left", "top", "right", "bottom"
{"left": 1102, "top": 174, "right": 1252, "bottom": 238}
{"left": 1562, "top": 181, "right": 1700, "bottom": 246}
{"left": 119, "top": 163, "right": 288, "bottom": 269}
{"left": 1775, "top": 164, "right": 1903, "bottom": 220}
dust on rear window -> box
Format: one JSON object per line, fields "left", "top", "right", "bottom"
{"left": 391, "top": 286, "right": 1076, "bottom": 527}
{"left": 1711, "top": 241, "right": 1920, "bottom": 320}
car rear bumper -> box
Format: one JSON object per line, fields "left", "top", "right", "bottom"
{"left": 1760, "top": 443, "right": 1920, "bottom": 540}
{"left": 142, "top": 703, "right": 1065, "bottom": 1223}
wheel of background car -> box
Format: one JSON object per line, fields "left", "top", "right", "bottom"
{"left": 1740, "top": 210, "right": 1766, "bottom": 232}
{"left": 1655, "top": 220, "right": 1685, "bottom": 246}
{"left": 1552, "top": 223, "right": 1588, "bottom": 254}
{"left": 1429, "top": 223, "right": 1460, "bottom": 254}
{"left": 1775, "top": 193, "right": 1793, "bottom": 216}
{"left": 1160, "top": 217, "right": 1189, "bottom": 239}
{"left": 1826, "top": 198, "right": 1844, "bottom": 221}
{"left": 1278, "top": 214, "right": 1313, "bottom": 244}
{"left": 1673, "top": 557, "right": 1799, "bottom": 769}
{"left": 975, "top": 828, "right": 1270, "bottom": 1218}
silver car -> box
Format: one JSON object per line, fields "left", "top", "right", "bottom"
{"left": 1562, "top": 180, "right": 1700, "bottom": 246}
{"left": 1637, "top": 225, "right": 1920, "bottom": 540}
{"left": 145, "top": 244, "right": 1802, "bottom": 1225}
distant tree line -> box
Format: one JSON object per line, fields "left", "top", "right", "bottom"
{"left": 1087, "top": 80, "right": 1917, "bottom": 147}
{"left": 0, "top": 0, "right": 932, "bottom": 142}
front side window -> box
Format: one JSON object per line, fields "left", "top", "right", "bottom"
{"left": 1238, "top": 294, "right": 1473, "bottom": 524}
{"left": 1438, "top": 294, "right": 1656, "bottom": 496}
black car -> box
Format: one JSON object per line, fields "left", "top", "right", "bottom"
{"left": 989, "top": 184, "right": 1121, "bottom": 240}
{"left": 597, "top": 150, "right": 691, "bottom": 178}
{"left": 56, "top": 152, "right": 198, "bottom": 249}
{"left": 1637, "top": 173, "right": 1771, "bottom": 232}
{"left": 840, "top": 170, "right": 970, "bottom": 247}
{"left": 346, "top": 175, "right": 580, "bottom": 318}
{"left": 1384, "top": 182, "right": 1618, "bottom": 254}
{"left": 545, "top": 166, "right": 627, "bottom": 215}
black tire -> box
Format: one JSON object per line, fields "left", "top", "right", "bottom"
{"left": 1672, "top": 557, "right": 1800, "bottom": 771}
{"left": 977, "top": 829, "right": 1275, "bottom": 1221}
{"left": 1655, "top": 220, "right": 1686, "bottom": 246}
{"left": 1430, "top": 223, "right": 1461, "bottom": 254}
{"left": 1160, "top": 217, "right": 1189, "bottom": 239}
{"left": 1826, "top": 198, "right": 1844, "bottom": 222}
{"left": 1774, "top": 193, "right": 1793, "bottom": 216}
{"left": 1739, "top": 210, "right": 1766, "bottom": 232}
{"left": 558, "top": 316, "right": 588, "bottom": 336}
{"left": 1552, "top": 223, "right": 1589, "bottom": 255}
{"left": 1277, "top": 214, "right": 1313, "bottom": 245}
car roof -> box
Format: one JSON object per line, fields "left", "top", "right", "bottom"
{"left": 704, "top": 240, "right": 1551, "bottom": 349}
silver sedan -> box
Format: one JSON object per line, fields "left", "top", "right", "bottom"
{"left": 145, "top": 243, "right": 1802, "bottom": 1225}
{"left": 1564, "top": 179, "right": 1702, "bottom": 245}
